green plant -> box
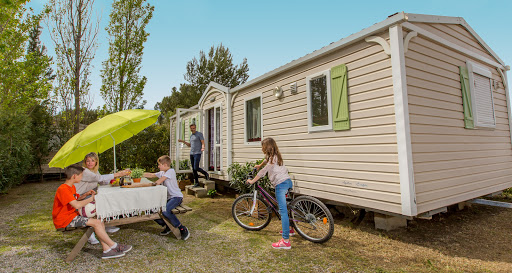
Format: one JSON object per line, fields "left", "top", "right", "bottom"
{"left": 130, "top": 168, "right": 145, "bottom": 179}
{"left": 207, "top": 189, "right": 217, "bottom": 196}
{"left": 99, "top": 124, "right": 170, "bottom": 174}
{"left": 227, "top": 159, "right": 272, "bottom": 194}
{"left": 171, "top": 159, "right": 190, "bottom": 181}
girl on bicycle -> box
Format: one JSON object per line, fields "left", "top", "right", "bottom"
{"left": 247, "top": 137, "right": 294, "bottom": 249}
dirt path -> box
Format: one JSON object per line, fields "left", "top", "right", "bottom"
{"left": 1, "top": 180, "right": 511, "bottom": 272}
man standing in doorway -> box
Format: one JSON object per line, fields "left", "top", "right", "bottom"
{"left": 179, "top": 124, "right": 210, "bottom": 187}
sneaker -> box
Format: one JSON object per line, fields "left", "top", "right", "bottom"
{"left": 280, "top": 229, "right": 296, "bottom": 236}
{"left": 88, "top": 237, "right": 100, "bottom": 245}
{"left": 179, "top": 226, "right": 190, "bottom": 240}
{"left": 205, "top": 172, "right": 210, "bottom": 180}
{"left": 102, "top": 247, "right": 125, "bottom": 259}
{"left": 271, "top": 239, "right": 291, "bottom": 250}
{"left": 105, "top": 226, "right": 120, "bottom": 233}
{"left": 160, "top": 226, "right": 171, "bottom": 236}
{"left": 116, "top": 243, "right": 132, "bottom": 253}
{"left": 88, "top": 233, "right": 100, "bottom": 245}
{"left": 192, "top": 183, "right": 201, "bottom": 188}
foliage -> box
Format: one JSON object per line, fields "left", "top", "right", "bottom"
{"left": 227, "top": 159, "right": 272, "bottom": 194}
{"left": 130, "top": 168, "right": 145, "bottom": 179}
{"left": 207, "top": 189, "right": 217, "bottom": 197}
{"left": 47, "top": 0, "right": 99, "bottom": 135}
{"left": 171, "top": 159, "right": 190, "bottom": 181}
{"left": 0, "top": 1, "right": 52, "bottom": 111}
{"left": 100, "top": 0, "right": 154, "bottom": 112}
{"left": 0, "top": 1, "right": 54, "bottom": 191}
{"left": 156, "top": 44, "right": 249, "bottom": 123}
{"left": 0, "top": 109, "right": 32, "bottom": 193}
{"left": 28, "top": 103, "right": 56, "bottom": 178}
{"left": 98, "top": 124, "right": 170, "bottom": 174}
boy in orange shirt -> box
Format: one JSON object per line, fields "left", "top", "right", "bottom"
{"left": 52, "top": 163, "right": 132, "bottom": 259}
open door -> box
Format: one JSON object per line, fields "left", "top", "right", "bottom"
{"left": 204, "top": 104, "right": 222, "bottom": 173}
{"left": 172, "top": 108, "right": 203, "bottom": 173}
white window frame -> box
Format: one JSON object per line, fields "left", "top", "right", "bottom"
{"left": 244, "top": 93, "right": 263, "bottom": 145}
{"left": 205, "top": 103, "right": 223, "bottom": 174}
{"left": 466, "top": 60, "right": 496, "bottom": 129}
{"left": 306, "top": 69, "right": 333, "bottom": 132}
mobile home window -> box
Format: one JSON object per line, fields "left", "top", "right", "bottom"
{"left": 467, "top": 61, "right": 496, "bottom": 129}
{"left": 245, "top": 95, "right": 262, "bottom": 144}
{"left": 307, "top": 70, "right": 332, "bottom": 132}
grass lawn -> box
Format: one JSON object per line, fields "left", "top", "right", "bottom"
{"left": 1, "top": 180, "right": 512, "bottom": 272}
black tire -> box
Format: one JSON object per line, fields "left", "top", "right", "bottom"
{"left": 290, "top": 196, "right": 334, "bottom": 243}
{"left": 232, "top": 193, "right": 272, "bottom": 231}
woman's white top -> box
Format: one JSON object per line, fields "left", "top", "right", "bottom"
{"left": 75, "top": 168, "right": 114, "bottom": 195}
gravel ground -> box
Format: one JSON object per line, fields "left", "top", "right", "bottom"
{"left": 1, "top": 180, "right": 512, "bottom": 272}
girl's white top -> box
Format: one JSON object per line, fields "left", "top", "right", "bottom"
{"left": 257, "top": 156, "right": 291, "bottom": 187}
{"left": 75, "top": 168, "right": 114, "bottom": 195}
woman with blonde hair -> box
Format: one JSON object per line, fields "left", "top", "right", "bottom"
{"left": 76, "top": 152, "right": 130, "bottom": 244}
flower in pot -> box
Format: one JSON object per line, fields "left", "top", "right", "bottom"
{"left": 130, "top": 168, "right": 145, "bottom": 183}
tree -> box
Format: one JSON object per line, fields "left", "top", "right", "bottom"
{"left": 0, "top": 1, "right": 54, "bottom": 191}
{"left": 47, "top": 0, "right": 99, "bottom": 137}
{"left": 185, "top": 43, "right": 249, "bottom": 94}
{"left": 156, "top": 44, "right": 249, "bottom": 122}
{"left": 0, "top": 0, "right": 51, "bottom": 110}
{"left": 100, "top": 0, "right": 153, "bottom": 112}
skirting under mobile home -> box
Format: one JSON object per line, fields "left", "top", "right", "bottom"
{"left": 170, "top": 12, "right": 512, "bottom": 224}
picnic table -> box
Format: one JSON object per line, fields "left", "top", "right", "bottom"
{"left": 59, "top": 179, "right": 192, "bottom": 262}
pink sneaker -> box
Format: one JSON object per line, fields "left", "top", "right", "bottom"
{"left": 272, "top": 239, "right": 291, "bottom": 249}
{"left": 279, "top": 229, "right": 296, "bottom": 236}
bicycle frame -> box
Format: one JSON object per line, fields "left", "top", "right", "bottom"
{"left": 249, "top": 182, "right": 290, "bottom": 222}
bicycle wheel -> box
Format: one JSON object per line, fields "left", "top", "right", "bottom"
{"left": 232, "top": 193, "right": 272, "bottom": 231}
{"left": 290, "top": 195, "right": 334, "bottom": 243}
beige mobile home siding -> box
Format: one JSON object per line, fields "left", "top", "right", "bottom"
{"left": 232, "top": 31, "right": 403, "bottom": 214}
{"left": 405, "top": 23, "right": 512, "bottom": 214}
{"left": 202, "top": 91, "right": 228, "bottom": 179}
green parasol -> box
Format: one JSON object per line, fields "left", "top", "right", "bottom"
{"left": 49, "top": 109, "right": 161, "bottom": 170}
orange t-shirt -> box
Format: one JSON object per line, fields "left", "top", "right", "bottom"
{"left": 52, "top": 184, "right": 80, "bottom": 229}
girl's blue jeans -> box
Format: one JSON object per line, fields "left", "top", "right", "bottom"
{"left": 275, "top": 178, "right": 293, "bottom": 239}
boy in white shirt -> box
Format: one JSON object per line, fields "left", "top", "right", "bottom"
{"left": 143, "top": 155, "right": 190, "bottom": 240}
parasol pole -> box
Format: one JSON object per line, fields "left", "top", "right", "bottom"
{"left": 110, "top": 133, "right": 116, "bottom": 172}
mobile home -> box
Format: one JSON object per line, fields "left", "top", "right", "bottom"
{"left": 171, "top": 12, "right": 511, "bottom": 228}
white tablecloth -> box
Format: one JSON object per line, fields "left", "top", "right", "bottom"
{"left": 95, "top": 182, "right": 167, "bottom": 221}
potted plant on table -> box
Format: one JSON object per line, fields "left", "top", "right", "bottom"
{"left": 130, "top": 168, "right": 145, "bottom": 183}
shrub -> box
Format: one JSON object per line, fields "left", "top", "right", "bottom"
{"left": 0, "top": 109, "right": 33, "bottom": 193}
{"left": 227, "top": 159, "right": 272, "bottom": 194}
{"left": 171, "top": 159, "right": 190, "bottom": 181}
{"left": 99, "top": 124, "right": 170, "bottom": 174}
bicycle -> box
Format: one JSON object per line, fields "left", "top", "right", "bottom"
{"left": 231, "top": 169, "right": 334, "bottom": 243}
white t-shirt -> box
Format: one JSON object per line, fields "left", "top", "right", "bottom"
{"left": 155, "top": 169, "right": 183, "bottom": 199}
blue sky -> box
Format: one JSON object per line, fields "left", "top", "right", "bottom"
{"left": 30, "top": 0, "right": 512, "bottom": 110}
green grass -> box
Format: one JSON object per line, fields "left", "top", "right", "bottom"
{"left": 1, "top": 181, "right": 512, "bottom": 272}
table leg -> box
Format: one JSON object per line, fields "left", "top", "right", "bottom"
{"left": 65, "top": 227, "right": 94, "bottom": 262}
{"left": 158, "top": 212, "right": 181, "bottom": 239}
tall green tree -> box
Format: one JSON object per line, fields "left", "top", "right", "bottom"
{"left": 48, "top": 0, "right": 99, "bottom": 138}
{"left": 156, "top": 44, "right": 249, "bottom": 122}
{"left": 185, "top": 43, "right": 249, "bottom": 94}
{"left": 0, "top": 0, "right": 51, "bottom": 110}
{"left": 0, "top": 1, "right": 54, "bottom": 191}
{"left": 100, "top": 0, "right": 154, "bottom": 112}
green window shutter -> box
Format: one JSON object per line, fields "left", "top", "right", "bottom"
{"left": 331, "top": 64, "right": 350, "bottom": 131}
{"left": 459, "top": 66, "right": 474, "bottom": 129}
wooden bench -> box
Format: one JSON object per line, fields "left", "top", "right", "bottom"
{"left": 58, "top": 204, "right": 193, "bottom": 262}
